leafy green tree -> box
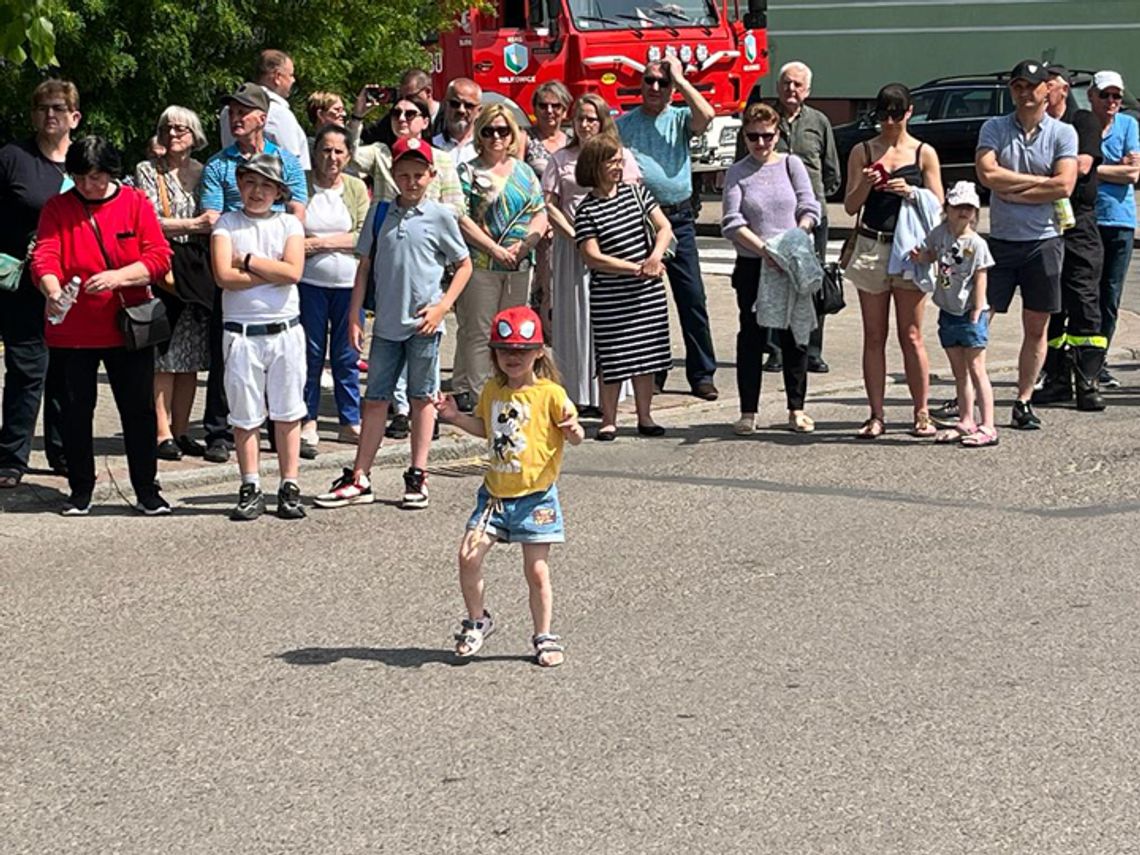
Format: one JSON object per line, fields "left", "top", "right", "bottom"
{"left": 0, "top": 0, "right": 467, "bottom": 160}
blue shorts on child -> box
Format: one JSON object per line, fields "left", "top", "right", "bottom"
{"left": 938, "top": 310, "right": 990, "bottom": 349}
{"left": 466, "top": 484, "right": 565, "bottom": 544}
{"left": 365, "top": 332, "right": 441, "bottom": 401}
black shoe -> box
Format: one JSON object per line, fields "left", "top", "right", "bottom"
{"left": 176, "top": 434, "right": 205, "bottom": 457}
{"left": 401, "top": 467, "right": 429, "bottom": 509}
{"left": 637, "top": 423, "right": 666, "bottom": 437}
{"left": 594, "top": 426, "right": 618, "bottom": 441}
{"left": 1010, "top": 400, "right": 1042, "bottom": 430}
{"left": 1099, "top": 367, "right": 1121, "bottom": 389}
{"left": 385, "top": 413, "right": 410, "bottom": 440}
{"left": 929, "top": 398, "right": 960, "bottom": 427}
{"left": 763, "top": 357, "right": 783, "bottom": 373}
{"left": 156, "top": 439, "right": 183, "bottom": 461}
{"left": 231, "top": 483, "right": 265, "bottom": 520}
{"left": 807, "top": 357, "right": 830, "bottom": 374}
{"left": 136, "top": 492, "right": 172, "bottom": 516}
{"left": 204, "top": 438, "right": 232, "bottom": 464}
{"left": 691, "top": 382, "right": 719, "bottom": 401}
{"left": 453, "top": 392, "right": 474, "bottom": 413}
{"left": 277, "top": 481, "right": 306, "bottom": 519}
{"left": 47, "top": 456, "right": 69, "bottom": 477}
{"left": 577, "top": 405, "right": 603, "bottom": 419}
{"left": 61, "top": 492, "right": 93, "bottom": 516}
{"left": 299, "top": 438, "right": 319, "bottom": 460}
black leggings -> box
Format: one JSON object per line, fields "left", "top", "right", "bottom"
{"left": 732, "top": 257, "right": 808, "bottom": 412}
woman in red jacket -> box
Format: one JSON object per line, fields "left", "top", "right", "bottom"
{"left": 31, "top": 137, "right": 173, "bottom": 515}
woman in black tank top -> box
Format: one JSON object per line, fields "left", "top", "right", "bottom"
{"left": 842, "top": 83, "right": 945, "bottom": 438}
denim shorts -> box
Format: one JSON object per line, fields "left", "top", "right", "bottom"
{"left": 938, "top": 310, "right": 989, "bottom": 349}
{"left": 365, "top": 333, "right": 441, "bottom": 402}
{"left": 465, "top": 484, "right": 565, "bottom": 544}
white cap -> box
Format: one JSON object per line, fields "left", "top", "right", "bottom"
{"left": 945, "top": 180, "right": 981, "bottom": 209}
{"left": 1093, "top": 70, "right": 1125, "bottom": 93}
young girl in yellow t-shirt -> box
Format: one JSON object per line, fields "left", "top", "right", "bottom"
{"left": 434, "top": 306, "right": 584, "bottom": 667}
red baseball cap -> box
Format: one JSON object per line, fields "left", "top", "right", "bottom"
{"left": 490, "top": 306, "right": 544, "bottom": 350}
{"left": 391, "top": 136, "right": 434, "bottom": 166}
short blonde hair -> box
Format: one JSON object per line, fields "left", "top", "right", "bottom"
{"left": 32, "top": 79, "right": 79, "bottom": 112}
{"left": 306, "top": 91, "right": 344, "bottom": 126}
{"left": 473, "top": 104, "right": 521, "bottom": 156}
{"left": 156, "top": 105, "right": 208, "bottom": 151}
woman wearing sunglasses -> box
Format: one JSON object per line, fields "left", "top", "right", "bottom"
{"left": 722, "top": 103, "right": 821, "bottom": 435}
{"left": 843, "top": 83, "right": 944, "bottom": 439}
{"left": 454, "top": 104, "right": 548, "bottom": 401}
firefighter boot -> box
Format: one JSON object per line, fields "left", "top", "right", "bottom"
{"left": 1073, "top": 346, "right": 1107, "bottom": 412}
{"left": 1031, "top": 348, "right": 1072, "bottom": 406}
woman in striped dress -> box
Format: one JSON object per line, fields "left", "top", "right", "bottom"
{"left": 574, "top": 135, "right": 673, "bottom": 440}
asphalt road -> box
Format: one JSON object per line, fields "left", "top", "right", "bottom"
{"left": 5, "top": 383, "right": 1140, "bottom": 853}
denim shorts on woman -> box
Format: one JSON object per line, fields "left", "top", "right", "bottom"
{"left": 465, "top": 484, "right": 565, "bottom": 544}
{"left": 938, "top": 309, "right": 990, "bottom": 349}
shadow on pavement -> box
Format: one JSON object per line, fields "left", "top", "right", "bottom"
{"left": 274, "top": 646, "right": 532, "bottom": 668}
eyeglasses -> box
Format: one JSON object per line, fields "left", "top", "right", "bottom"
{"left": 537, "top": 102, "right": 566, "bottom": 112}
{"left": 448, "top": 98, "right": 479, "bottom": 112}
{"left": 480, "top": 125, "right": 512, "bottom": 139}
{"left": 165, "top": 124, "right": 192, "bottom": 137}
{"left": 1098, "top": 91, "right": 1124, "bottom": 101}
{"left": 644, "top": 76, "right": 672, "bottom": 89}
{"left": 34, "top": 103, "right": 71, "bottom": 115}
{"left": 393, "top": 109, "right": 425, "bottom": 122}
{"left": 745, "top": 131, "right": 777, "bottom": 143}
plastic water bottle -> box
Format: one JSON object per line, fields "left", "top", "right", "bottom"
{"left": 47, "top": 276, "right": 81, "bottom": 326}
{"left": 1054, "top": 198, "right": 1075, "bottom": 231}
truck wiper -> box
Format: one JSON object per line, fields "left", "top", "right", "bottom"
{"left": 615, "top": 12, "right": 678, "bottom": 36}
{"left": 643, "top": 7, "right": 711, "bottom": 35}
{"left": 573, "top": 14, "right": 625, "bottom": 28}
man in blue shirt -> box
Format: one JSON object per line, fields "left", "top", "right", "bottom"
{"left": 198, "top": 82, "right": 308, "bottom": 462}
{"left": 617, "top": 53, "right": 719, "bottom": 401}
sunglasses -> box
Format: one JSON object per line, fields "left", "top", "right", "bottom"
{"left": 1098, "top": 91, "right": 1124, "bottom": 101}
{"left": 448, "top": 98, "right": 479, "bottom": 111}
{"left": 480, "top": 125, "right": 512, "bottom": 139}
{"left": 644, "top": 75, "right": 672, "bottom": 89}
{"left": 745, "top": 131, "right": 777, "bottom": 143}
{"left": 537, "top": 102, "right": 566, "bottom": 112}
{"left": 875, "top": 108, "right": 907, "bottom": 121}
{"left": 34, "top": 103, "right": 71, "bottom": 115}
{"left": 393, "top": 108, "right": 425, "bottom": 122}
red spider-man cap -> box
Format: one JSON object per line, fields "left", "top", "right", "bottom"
{"left": 489, "top": 306, "right": 544, "bottom": 350}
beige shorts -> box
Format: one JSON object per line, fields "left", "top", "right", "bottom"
{"left": 844, "top": 233, "right": 922, "bottom": 295}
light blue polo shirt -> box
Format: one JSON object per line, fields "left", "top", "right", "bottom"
{"left": 356, "top": 198, "right": 469, "bottom": 342}
{"left": 1096, "top": 113, "right": 1139, "bottom": 229}
{"left": 199, "top": 139, "right": 307, "bottom": 213}
{"left": 617, "top": 105, "right": 693, "bottom": 206}
{"left": 977, "top": 112, "right": 1077, "bottom": 241}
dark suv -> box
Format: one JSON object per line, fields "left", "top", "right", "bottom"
{"left": 829, "top": 70, "right": 1138, "bottom": 200}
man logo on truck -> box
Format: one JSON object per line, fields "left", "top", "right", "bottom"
{"left": 504, "top": 44, "right": 529, "bottom": 75}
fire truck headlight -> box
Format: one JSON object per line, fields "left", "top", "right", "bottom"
{"left": 647, "top": 46, "right": 662, "bottom": 63}
{"left": 695, "top": 44, "right": 710, "bottom": 63}
{"left": 679, "top": 45, "right": 693, "bottom": 63}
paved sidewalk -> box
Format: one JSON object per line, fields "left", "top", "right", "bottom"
{"left": 2, "top": 242, "right": 1138, "bottom": 506}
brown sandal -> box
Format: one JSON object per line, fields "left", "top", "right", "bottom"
{"left": 856, "top": 417, "right": 885, "bottom": 439}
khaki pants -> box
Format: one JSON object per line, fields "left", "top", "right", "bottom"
{"left": 453, "top": 268, "right": 531, "bottom": 396}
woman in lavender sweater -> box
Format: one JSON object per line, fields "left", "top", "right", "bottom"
{"left": 721, "top": 102, "right": 821, "bottom": 435}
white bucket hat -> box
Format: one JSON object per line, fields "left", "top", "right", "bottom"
{"left": 945, "top": 180, "right": 981, "bottom": 209}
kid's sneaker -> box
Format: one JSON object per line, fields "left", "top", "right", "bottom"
{"left": 314, "top": 468, "right": 373, "bottom": 509}
{"left": 276, "top": 482, "right": 306, "bottom": 520}
{"left": 401, "top": 467, "right": 429, "bottom": 509}
{"left": 231, "top": 483, "right": 266, "bottom": 521}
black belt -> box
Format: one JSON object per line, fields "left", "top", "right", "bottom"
{"left": 659, "top": 201, "right": 690, "bottom": 217}
{"left": 858, "top": 225, "right": 894, "bottom": 244}
{"left": 223, "top": 317, "right": 301, "bottom": 336}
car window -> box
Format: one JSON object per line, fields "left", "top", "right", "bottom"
{"left": 939, "top": 87, "right": 998, "bottom": 120}
{"left": 908, "top": 91, "right": 937, "bottom": 125}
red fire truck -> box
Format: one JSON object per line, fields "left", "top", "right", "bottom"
{"left": 428, "top": 0, "right": 770, "bottom": 170}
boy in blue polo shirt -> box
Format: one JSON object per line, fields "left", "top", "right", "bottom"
{"left": 316, "top": 138, "right": 472, "bottom": 510}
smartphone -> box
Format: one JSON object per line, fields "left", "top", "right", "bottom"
{"left": 365, "top": 85, "right": 390, "bottom": 104}
{"left": 868, "top": 161, "right": 890, "bottom": 187}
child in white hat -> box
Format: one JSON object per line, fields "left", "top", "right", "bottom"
{"left": 911, "top": 180, "right": 998, "bottom": 446}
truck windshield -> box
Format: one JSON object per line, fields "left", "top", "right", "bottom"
{"left": 568, "top": 0, "right": 719, "bottom": 30}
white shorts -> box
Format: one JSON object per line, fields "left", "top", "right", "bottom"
{"left": 223, "top": 324, "right": 307, "bottom": 429}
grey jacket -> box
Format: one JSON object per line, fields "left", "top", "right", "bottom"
{"left": 757, "top": 227, "right": 824, "bottom": 346}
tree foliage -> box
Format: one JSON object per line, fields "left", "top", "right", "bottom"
{"left": 0, "top": 0, "right": 468, "bottom": 159}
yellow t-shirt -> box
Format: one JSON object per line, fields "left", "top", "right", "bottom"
{"left": 477, "top": 377, "right": 575, "bottom": 498}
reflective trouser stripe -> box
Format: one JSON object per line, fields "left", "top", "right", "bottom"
{"left": 1065, "top": 334, "right": 1108, "bottom": 349}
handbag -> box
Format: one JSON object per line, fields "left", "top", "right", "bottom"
{"left": 0, "top": 238, "right": 34, "bottom": 293}
{"left": 632, "top": 184, "right": 676, "bottom": 261}
{"left": 814, "top": 261, "right": 847, "bottom": 316}
{"left": 86, "top": 209, "right": 172, "bottom": 351}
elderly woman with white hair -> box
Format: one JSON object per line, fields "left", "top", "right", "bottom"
{"left": 134, "top": 105, "right": 219, "bottom": 460}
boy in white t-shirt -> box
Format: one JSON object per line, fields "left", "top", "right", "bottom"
{"left": 210, "top": 153, "right": 308, "bottom": 520}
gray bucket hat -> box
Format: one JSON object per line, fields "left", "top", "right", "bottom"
{"left": 235, "top": 152, "right": 291, "bottom": 202}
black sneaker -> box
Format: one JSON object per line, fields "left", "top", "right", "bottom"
{"left": 1011, "top": 400, "right": 1042, "bottom": 430}
{"left": 1099, "top": 367, "right": 1121, "bottom": 389}
{"left": 204, "top": 438, "right": 232, "bottom": 464}
{"left": 385, "top": 413, "right": 410, "bottom": 439}
{"left": 230, "top": 483, "right": 266, "bottom": 521}
{"left": 401, "top": 467, "right": 429, "bottom": 509}
{"left": 929, "top": 398, "right": 960, "bottom": 427}
{"left": 136, "top": 492, "right": 172, "bottom": 516}
{"left": 762, "top": 356, "right": 782, "bottom": 373}
{"left": 61, "top": 492, "right": 92, "bottom": 516}
{"left": 277, "top": 481, "right": 306, "bottom": 520}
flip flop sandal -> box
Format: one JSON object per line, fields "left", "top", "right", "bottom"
{"left": 454, "top": 610, "right": 496, "bottom": 657}
{"left": 934, "top": 424, "right": 972, "bottom": 444}
{"left": 855, "top": 417, "right": 885, "bottom": 439}
{"left": 533, "top": 633, "right": 565, "bottom": 668}
{"left": 961, "top": 427, "right": 999, "bottom": 448}
{"left": 911, "top": 411, "right": 937, "bottom": 437}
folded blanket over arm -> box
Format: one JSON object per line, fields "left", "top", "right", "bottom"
{"left": 758, "top": 227, "right": 824, "bottom": 346}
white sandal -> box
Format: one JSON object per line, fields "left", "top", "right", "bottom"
{"left": 454, "top": 610, "right": 495, "bottom": 657}
{"left": 533, "top": 633, "right": 565, "bottom": 668}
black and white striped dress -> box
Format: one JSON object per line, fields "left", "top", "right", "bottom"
{"left": 574, "top": 183, "right": 672, "bottom": 383}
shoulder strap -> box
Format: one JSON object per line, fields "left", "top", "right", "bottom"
{"left": 914, "top": 142, "right": 925, "bottom": 165}
{"left": 784, "top": 154, "right": 792, "bottom": 180}
{"left": 367, "top": 201, "right": 390, "bottom": 266}
{"left": 155, "top": 165, "right": 173, "bottom": 218}
{"left": 85, "top": 209, "right": 113, "bottom": 269}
